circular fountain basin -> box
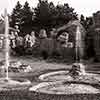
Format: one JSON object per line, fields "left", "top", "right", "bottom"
{"left": 30, "top": 68, "right": 100, "bottom": 95}
{"left": 39, "top": 70, "right": 100, "bottom": 82}
{"left": 39, "top": 70, "right": 69, "bottom": 81}
{"left": 0, "top": 78, "right": 31, "bottom": 91}
{"left": 29, "top": 81, "right": 100, "bottom": 94}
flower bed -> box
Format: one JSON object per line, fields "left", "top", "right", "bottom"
{"left": 0, "top": 60, "right": 32, "bottom": 73}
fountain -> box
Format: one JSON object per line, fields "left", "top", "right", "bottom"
{"left": 29, "top": 20, "right": 100, "bottom": 96}
{"left": 0, "top": 9, "right": 31, "bottom": 91}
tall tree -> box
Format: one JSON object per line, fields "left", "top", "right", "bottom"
{"left": 80, "top": 14, "right": 86, "bottom": 28}
{"left": 85, "top": 17, "right": 93, "bottom": 30}
{"left": 34, "top": 0, "right": 52, "bottom": 29}
{"left": 10, "top": 1, "right": 22, "bottom": 28}
{"left": 20, "top": 1, "right": 33, "bottom": 36}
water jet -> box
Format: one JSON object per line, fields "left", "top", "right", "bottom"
{"left": 0, "top": 9, "right": 31, "bottom": 91}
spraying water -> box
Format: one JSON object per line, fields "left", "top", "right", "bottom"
{"left": 4, "top": 9, "right": 9, "bottom": 80}
{"left": 75, "top": 26, "right": 81, "bottom": 62}
{"left": 74, "top": 25, "right": 85, "bottom": 74}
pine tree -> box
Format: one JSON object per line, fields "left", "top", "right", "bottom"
{"left": 10, "top": 1, "right": 22, "bottom": 28}
{"left": 20, "top": 1, "right": 33, "bottom": 36}
{"left": 80, "top": 14, "right": 86, "bottom": 29}
{"left": 34, "top": 0, "right": 52, "bottom": 29}
{"left": 85, "top": 17, "right": 93, "bottom": 30}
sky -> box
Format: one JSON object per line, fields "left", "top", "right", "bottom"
{"left": 0, "top": 0, "right": 100, "bottom": 17}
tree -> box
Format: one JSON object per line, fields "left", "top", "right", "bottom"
{"left": 55, "top": 3, "right": 78, "bottom": 26}
{"left": 85, "top": 17, "right": 93, "bottom": 30}
{"left": 34, "top": 1, "right": 78, "bottom": 32}
{"left": 80, "top": 14, "right": 86, "bottom": 28}
{"left": 20, "top": 1, "right": 33, "bottom": 36}
{"left": 80, "top": 15, "right": 94, "bottom": 59}
{"left": 80, "top": 15, "right": 93, "bottom": 31}
{"left": 34, "top": 0, "right": 52, "bottom": 29}
{"left": 10, "top": 1, "right": 22, "bottom": 28}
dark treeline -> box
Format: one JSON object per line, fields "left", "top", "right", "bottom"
{"left": 10, "top": 0, "right": 95, "bottom": 36}
{"left": 10, "top": 0, "right": 78, "bottom": 36}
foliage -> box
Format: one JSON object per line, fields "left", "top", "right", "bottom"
{"left": 10, "top": 1, "right": 33, "bottom": 36}
{"left": 10, "top": 1, "right": 22, "bottom": 28}
{"left": 33, "top": 0, "right": 52, "bottom": 29}
{"left": 34, "top": 0, "right": 78, "bottom": 31}
{"left": 54, "top": 3, "right": 78, "bottom": 26}
{"left": 10, "top": 0, "right": 78, "bottom": 36}
{"left": 80, "top": 14, "right": 93, "bottom": 31}
{"left": 20, "top": 1, "right": 33, "bottom": 36}
{"left": 80, "top": 14, "right": 86, "bottom": 29}
{"left": 80, "top": 14, "right": 95, "bottom": 58}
